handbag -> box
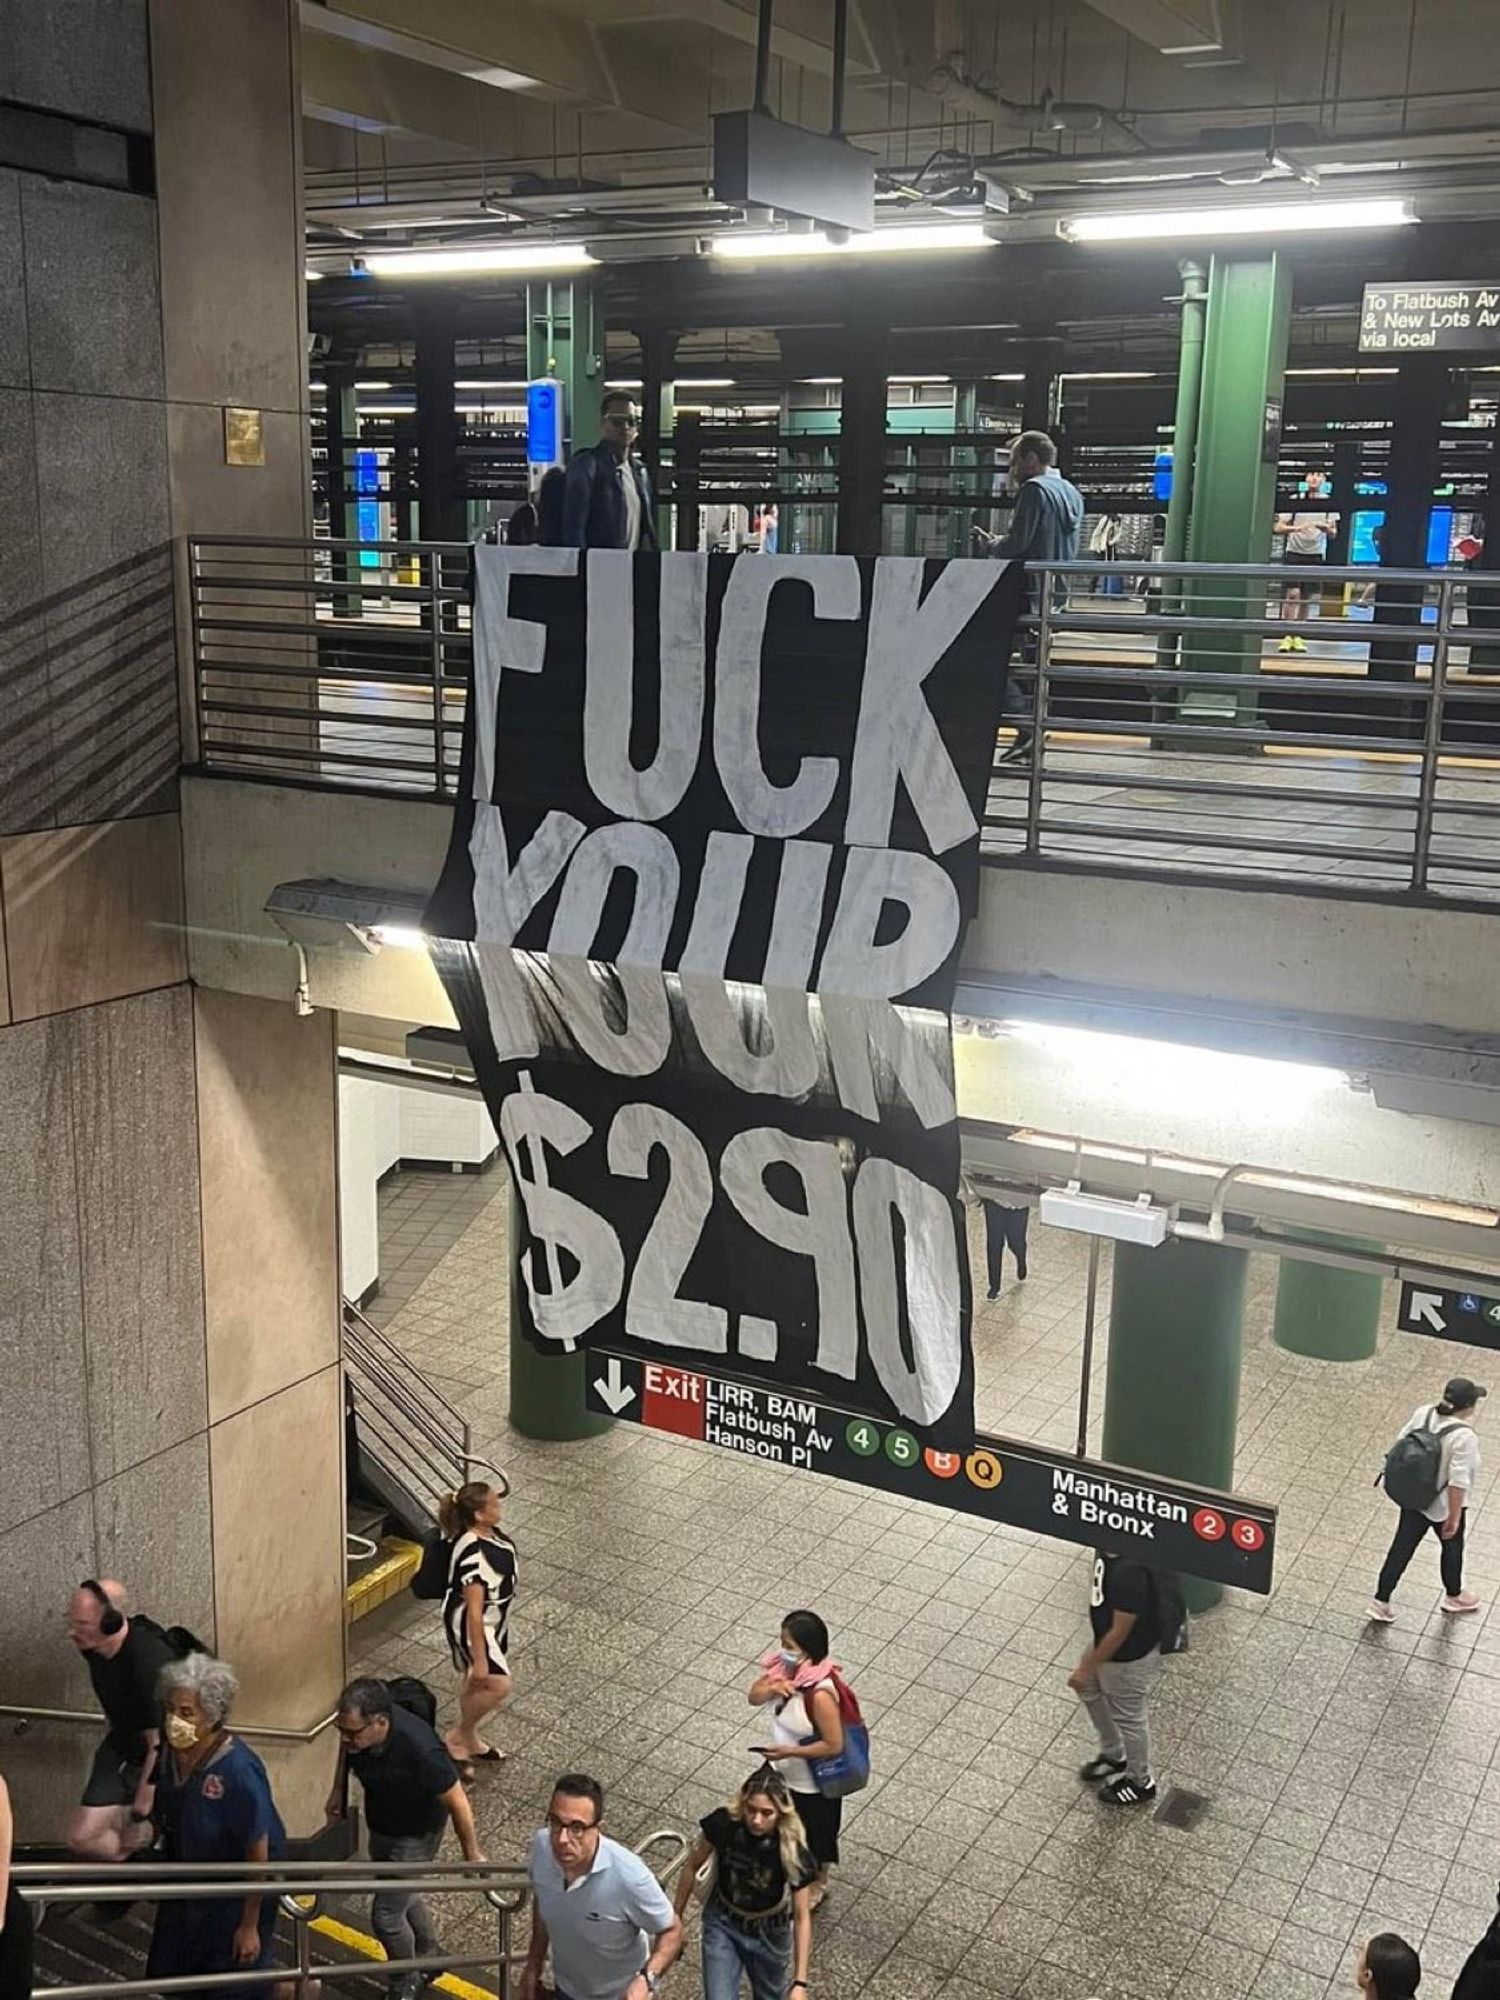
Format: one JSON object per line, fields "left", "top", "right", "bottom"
{"left": 802, "top": 1674, "right": 870, "bottom": 1798}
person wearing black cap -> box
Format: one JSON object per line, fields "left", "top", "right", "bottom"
{"left": 1370, "top": 1375, "right": 1486, "bottom": 1623}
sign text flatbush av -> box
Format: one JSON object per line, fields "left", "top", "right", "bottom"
{"left": 588, "top": 1350, "right": 1277, "bottom": 1593}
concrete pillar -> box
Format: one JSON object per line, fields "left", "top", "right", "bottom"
{"left": 1273, "top": 1234, "right": 1382, "bottom": 1361}
{"left": 507, "top": 1186, "right": 614, "bottom": 1442}
{"left": 1182, "top": 254, "right": 1291, "bottom": 721}
{"left": 836, "top": 323, "right": 889, "bottom": 555}
{"left": 1102, "top": 1237, "right": 1248, "bottom": 1612}
{"left": 414, "top": 304, "right": 464, "bottom": 543}
{"left": 1370, "top": 355, "right": 1448, "bottom": 683}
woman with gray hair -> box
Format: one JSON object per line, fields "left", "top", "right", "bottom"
{"left": 146, "top": 1652, "right": 288, "bottom": 1991}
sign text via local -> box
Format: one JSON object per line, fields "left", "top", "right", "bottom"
{"left": 1398, "top": 1281, "right": 1500, "bottom": 1350}
{"left": 587, "top": 1349, "right": 1277, "bottom": 1593}
{"left": 1359, "top": 281, "right": 1500, "bottom": 353}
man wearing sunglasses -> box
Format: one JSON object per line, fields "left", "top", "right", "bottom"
{"left": 560, "top": 393, "right": 658, "bottom": 551}
{"left": 521, "top": 1773, "right": 682, "bottom": 2000}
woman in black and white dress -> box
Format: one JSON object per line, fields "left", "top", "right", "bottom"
{"left": 439, "top": 1481, "right": 517, "bottom": 1779}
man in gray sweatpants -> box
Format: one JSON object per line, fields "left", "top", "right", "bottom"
{"left": 1068, "top": 1551, "right": 1163, "bottom": 1807}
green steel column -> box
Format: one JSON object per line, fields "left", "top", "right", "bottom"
{"left": 638, "top": 326, "right": 676, "bottom": 546}
{"left": 1102, "top": 1236, "right": 1247, "bottom": 1612}
{"left": 525, "top": 277, "right": 604, "bottom": 459}
{"left": 1273, "top": 1233, "right": 1382, "bottom": 1362}
{"left": 1181, "top": 254, "right": 1291, "bottom": 724}
{"left": 506, "top": 1185, "right": 613, "bottom": 1443}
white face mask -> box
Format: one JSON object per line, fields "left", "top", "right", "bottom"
{"left": 164, "top": 1713, "right": 200, "bottom": 1750}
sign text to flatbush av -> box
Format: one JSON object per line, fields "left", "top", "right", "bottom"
{"left": 1398, "top": 1280, "right": 1500, "bottom": 1351}
{"left": 588, "top": 1351, "right": 1277, "bottom": 1593}
{"left": 1359, "top": 281, "right": 1500, "bottom": 353}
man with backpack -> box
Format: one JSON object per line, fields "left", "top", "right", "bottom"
{"left": 1067, "top": 1550, "right": 1183, "bottom": 1807}
{"left": 64, "top": 1578, "right": 181, "bottom": 1860}
{"left": 327, "top": 1677, "right": 483, "bottom": 2000}
{"left": 1371, "top": 1376, "right": 1486, "bottom": 1622}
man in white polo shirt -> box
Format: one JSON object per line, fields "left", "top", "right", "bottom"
{"left": 521, "top": 1773, "right": 682, "bottom": 2000}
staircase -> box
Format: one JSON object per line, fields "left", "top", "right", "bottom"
{"left": 341, "top": 1298, "right": 507, "bottom": 1624}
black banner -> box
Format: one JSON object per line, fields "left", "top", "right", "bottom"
{"left": 1359, "top": 281, "right": 1500, "bottom": 354}
{"left": 426, "top": 550, "right": 1022, "bottom": 1446}
{"left": 585, "top": 1348, "right": 1278, "bottom": 1593}
{"left": 1397, "top": 1281, "right": 1500, "bottom": 1349}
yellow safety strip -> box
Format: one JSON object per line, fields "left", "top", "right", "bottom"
{"left": 309, "top": 1911, "right": 496, "bottom": 2000}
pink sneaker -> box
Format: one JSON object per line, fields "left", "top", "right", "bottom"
{"left": 1442, "top": 1592, "right": 1481, "bottom": 1615}
{"left": 1367, "top": 1600, "right": 1397, "bottom": 1624}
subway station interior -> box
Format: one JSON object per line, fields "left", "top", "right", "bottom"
{"left": 10, "top": 3, "right": 1500, "bottom": 1998}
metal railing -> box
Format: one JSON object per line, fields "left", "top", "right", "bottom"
{"left": 186, "top": 539, "right": 1500, "bottom": 903}
{"left": 188, "top": 537, "right": 469, "bottom": 796}
{"left": 1, "top": 1703, "right": 337, "bottom": 1746}
{"left": 992, "top": 557, "right": 1500, "bottom": 901}
{"left": 18, "top": 1828, "right": 692, "bottom": 2000}
{"left": 343, "top": 1296, "right": 509, "bottom": 1534}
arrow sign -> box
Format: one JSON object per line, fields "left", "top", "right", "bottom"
{"left": 1398, "top": 1281, "right": 1500, "bottom": 1351}
{"left": 592, "top": 1357, "right": 636, "bottom": 1414}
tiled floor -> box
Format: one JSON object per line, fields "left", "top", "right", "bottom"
{"left": 350, "top": 1167, "right": 1500, "bottom": 2000}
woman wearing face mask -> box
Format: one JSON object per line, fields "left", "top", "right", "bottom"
{"left": 673, "top": 1765, "right": 815, "bottom": 2000}
{"left": 439, "top": 1482, "right": 517, "bottom": 1779}
{"left": 147, "top": 1654, "right": 288, "bottom": 1992}
{"left": 747, "top": 1611, "right": 844, "bottom": 1910}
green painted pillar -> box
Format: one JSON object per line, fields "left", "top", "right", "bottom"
{"left": 1181, "top": 253, "right": 1291, "bottom": 723}
{"left": 506, "top": 1185, "right": 613, "bottom": 1443}
{"left": 525, "top": 277, "right": 604, "bottom": 461}
{"left": 1273, "top": 1233, "right": 1382, "bottom": 1361}
{"left": 1102, "top": 1237, "right": 1247, "bottom": 1611}
{"left": 952, "top": 380, "right": 978, "bottom": 556}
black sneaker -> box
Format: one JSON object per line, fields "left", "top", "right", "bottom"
{"left": 1100, "top": 1774, "right": 1157, "bottom": 1806}
{"left": 1078, "top": 1755, "right": 1126, "bottom": 1783}
{"left": 986, "top": 1286, "right": 1000, "bottom": 1301}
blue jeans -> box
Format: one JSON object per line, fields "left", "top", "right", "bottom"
{"left": 702, "top": 1898, "right": 791, "bottom": 2000}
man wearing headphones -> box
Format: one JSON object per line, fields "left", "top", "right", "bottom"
{"left": 65, "top": 1580, "right": 176, "bottom": 1861}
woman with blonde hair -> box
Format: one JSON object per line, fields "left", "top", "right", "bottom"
{"left": 672, "top": 1765, "right": 815, "bottom": 2000}
{"left": 439, "top": 1481, "right": 517, "bottom": 1779}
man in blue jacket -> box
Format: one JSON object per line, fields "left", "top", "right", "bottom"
{"left": 560, "top": 391, "right": 658, "bottom": 550}
{"left": 977, "top": 429, "right": 1085, "bottom": 763}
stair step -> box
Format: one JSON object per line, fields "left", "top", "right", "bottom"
{"left": 346, "top": 1536, "right": 423, "bottom": 1623}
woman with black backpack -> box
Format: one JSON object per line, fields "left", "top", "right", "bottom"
{"left": 1370, "top": 1375, "right": 1485, "bottom": 1624}
{"left": 438, "top": 1482, "right": 517, "bottom": 1781}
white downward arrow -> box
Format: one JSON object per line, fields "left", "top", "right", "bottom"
{"left": 1411, "top": 1290, "right": 1447, "bottom": 1333}
{"left": 594, "top": 1357, "right": 636, "bottom": 1414}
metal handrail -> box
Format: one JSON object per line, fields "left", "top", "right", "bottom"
{"left": 342, "top": 1297, "right": 511, "bottom": 1512}
{"left": 17, "top": 1853, "right": 526, "bottom": 2000}
{"left": 1, "top": 1704, "right": 337, "bottom": 1744}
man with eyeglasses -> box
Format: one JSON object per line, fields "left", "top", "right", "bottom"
{"left": 521, "top": 1773, "right": 682, "bottom": 2000}
{"left": 326, "top": 1678, "right": 483, "bottom": 2000}
{"left": 560, "top": 392, "right": 658, "bottom": 551}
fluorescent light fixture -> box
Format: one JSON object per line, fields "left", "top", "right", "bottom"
{"left": 305, "top": 268, "right": 324, "bottom": 281}
{"left": 1000, "top": 1019, "right": 1345, "bottom": 1116}
{"left": 989, "top": 373, "right": 1025, "bottom": 382}
{"left": 605, "top": 377, "right": 644, "bottom": 388}
{"left": 1286, "top": 366, "right": 1398, "bottom": 377}
{"left": 370, "top": 924, "right": 427, "bottom": 951}
{"left": 1062, "top": 197, "right": 1414, "bottom": 243}
{"left": 890, "top": 373, "right": 951, "bottom": 384}
{"left": 675, "top": 377, "right": 736, "bottom": 388}
{"left": 799, "top": 376, "right": 843, "bottom": 384}
{"left": 1060, "top": 370, "right": 1156, "bottom": 381}
{"left": 364, "top": 242, "right": 597, "bottom": 277}
{"left": 713, "top": 222, "right": 990, "bottom": 261}
{"left": 355, "top": 380, "right": 393, "bottom": 390}
{"left": 1161, "top": 40, "right": 1221, "bottom": 53}
{"left": 454, "top": 379, "right": 528, "bottom": 391}
{"left": 357, "top": 403, "right": 416, "bottom": 415}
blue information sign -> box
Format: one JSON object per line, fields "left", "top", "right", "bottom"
{"left": 355, "top": 447, "right": 381, "bottom": 569}
{"left": 527, "top": 379, "right": 563, "bottom": 470}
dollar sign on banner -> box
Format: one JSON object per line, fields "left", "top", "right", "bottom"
{"left": 501, "top": 1073, "right": 625, "bottom": 1350}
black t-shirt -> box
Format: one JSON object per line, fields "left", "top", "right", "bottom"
{"left": 1089, "top": 1554, "right": 1161, "bottom": 1663}
{"left": 86, "top": 1621, "right": 177, "bottom": 1763}
{"left": 700, "top": 1808, "right": 816, "bottom": 1918}
{"left": 349, "top": 1706, "right": 459, "bottom": 1837}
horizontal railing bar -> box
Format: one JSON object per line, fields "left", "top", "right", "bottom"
{"left": 201, "top": 699, "right": 440, "bottom": 733}
{"left": 1039, "top": 663, "right": 1436, "bottom": 696}
{"left": 194, "top": 740, "right": 449, "bottom": 777}
{"left": 0, "top": 1704, "right": 335, "bottom": 1742}
{"left": 1031, "top": 558, "right": 1450, "bottom": 584}
{"left": 1027, "top": 814, "right": 1414, "bottom": 866}
{"left": 1000, "top": 768, "right": 1421, "bottom": 812}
